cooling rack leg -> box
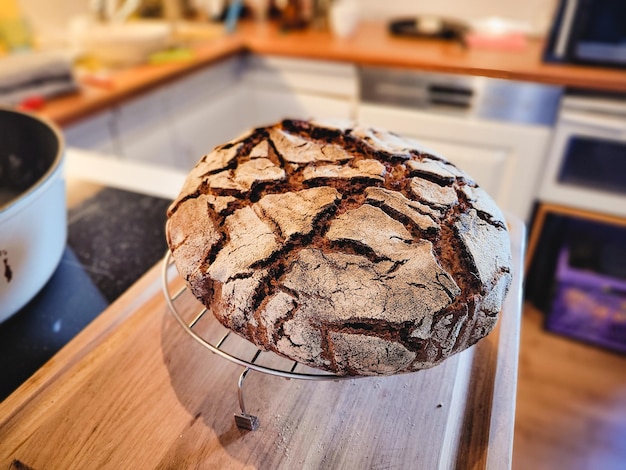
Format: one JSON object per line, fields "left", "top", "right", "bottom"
{"left": 234, "top": 368, "right": 259, "bottom": 431}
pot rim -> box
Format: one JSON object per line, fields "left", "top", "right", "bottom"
{"left": 0, "top": 107, "right": 65, "bottom": 214}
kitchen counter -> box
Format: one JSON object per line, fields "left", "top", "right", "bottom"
{"left": 0, "top": 205, "right": 525, "bottom": 469}
{"left": 41, "top": 21, "right": 626, "bottom": 127}
{"left": 242, "top": 22, "right": 626, "bottom": 91}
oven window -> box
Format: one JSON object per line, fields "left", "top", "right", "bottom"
{"left": 578, "top": 0, "right": 626, "bottom": 43}
{"left": 573, "top": 0, "right": 626, "bottom": 64}
{"left": 558, "top": 136, "right": 626, "bottom": 195}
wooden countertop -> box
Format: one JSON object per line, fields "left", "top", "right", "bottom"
{"left": 41, "top": 33, "right": 244, "bottom": 126}
{"left": 242, "top": 21, "right": 626, "bottom": 91}
{"left": 41, "top": 21, "right": 626, "bottom": 127}
{"left": 0, "top": 216, "right": 524, "bottom": 469}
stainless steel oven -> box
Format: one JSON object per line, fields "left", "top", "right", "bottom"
{"left": 358, "top": 66, "right": 562, "bottom": 221}
{"left": 539, "top": 93, "right": 626, "bottom": 217}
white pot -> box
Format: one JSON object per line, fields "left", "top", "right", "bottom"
{"left": 0, "top": 109, "right": 66, "bottom": 323}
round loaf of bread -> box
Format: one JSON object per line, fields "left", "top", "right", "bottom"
{"left": 166, "top": 119, "right": 512, "bottom": 376}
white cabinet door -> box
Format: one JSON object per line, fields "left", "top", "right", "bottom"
{"left": 63, "top": 110, "right": 119, "bottom": 155}
{"left": 245, "top": 55, "right": 358, "bottom": 98}
{"left": 412, "top": 137, "right": 509, "bottom": 196}
{"left": 358, "top": 104, "right": 552, "bottom": 221}
{"left": 114, "top": 87, "right": 178, "bottom": 167}
{"left": 166, "top": 57, "right": 249, "bottom": 169}
{"left": 167, "top": 57, "right": 241, "bottom": 113}
{"left": 244, "top": 55, "right": 357, "bottom": 128}
{"left": 169, "top": 86, "right": 251, "bottom": 169}
{"left": 250, "top": 88, "right": 354, "bottom": 129}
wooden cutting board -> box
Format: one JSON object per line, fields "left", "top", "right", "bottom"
{"left": 0, "top": 218, "right": 524, "bottom": 470}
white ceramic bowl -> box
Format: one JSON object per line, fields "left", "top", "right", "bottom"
{"left": 79, "top": 21, "right": 171, "bottom": 66}
{"left": 0, "top": 109, "right": 66, "bottom": 322}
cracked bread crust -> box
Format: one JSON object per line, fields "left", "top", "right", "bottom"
{"left": 166, "top": 119, "right": 512, "bottom": 376}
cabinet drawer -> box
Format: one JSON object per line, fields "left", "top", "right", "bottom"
{"left": 414, "top": 137, "right": 508, "bottom": 198}
{"left": 115, "top": 88, "right": 178, "bottom": 166}
{"left": 245, "top": 55, "right": 358, "bottom": 99}
{"left": 63, "top": 111, "right": 119, "bottom": 155}
{"left": 250, "top": 88, "right": 354, "bottom": 129}
{"left": 167, "top": 57, "right": 242, "bottom": 114}
{"left": 170, "top": 86, "right": 250, "bottom": 168}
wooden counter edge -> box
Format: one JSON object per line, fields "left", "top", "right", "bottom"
{"left": 438, "top": 215, "right": 525, "bottom": 469}
{"left": 486, "top": 217, "right": 525, "bottom": 469}
{"left": 240, "top": 22, "right": 626, "bottom": 92}
{"left": 42, "top": 35, "right": 245, "bottom": 127}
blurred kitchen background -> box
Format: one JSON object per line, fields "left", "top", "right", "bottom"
{"left": 1, "top": 0, "right": 626, "bottom": 469}
{"left": 15, "top": 0, "right": 557, "bottom": 43}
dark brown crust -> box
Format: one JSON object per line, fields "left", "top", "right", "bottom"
{"left": 167, "top": 119, "right": 512, "bottom": 376}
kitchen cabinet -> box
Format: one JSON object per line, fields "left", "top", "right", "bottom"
{"left": 62, "top": 55, "right": 554, "bottom": 222}
{"left": 63, "top": 110, "right": 120, "bottom": 155}
{"left": 64, "top": 56, "right": 359, "bottom": 169}
{"left": 244, "top": 55, "right": 358, "bottom": 100}
{"left": 167, "top": 86, "right": 249, "bottom": 169}
{"left": 248, "top": 87, "right": 354, "bottom": 127}
{"left": 65, "top": 58, "right": 248, "bottom": 170}
{"left": 164, "top": 56, "right": 358, "bottom": 166}
{"left": 166, "top": 57, "right": 247, "bottom": 169}
{"left": 358, "top": 104, "right": 553, "bottom": 221}
{"left": 114, "top": 87, "right": 179, "bottom": 168}
{"left": 244, "top": 55, "right": 358, "bottom": 127}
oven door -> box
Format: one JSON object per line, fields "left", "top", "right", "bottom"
{"left": 546, "top": 0, "right": 626, "bottom": 67}
{"left": 539, "top": 107, "right": 626, "bottom": 217}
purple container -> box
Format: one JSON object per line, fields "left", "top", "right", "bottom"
{"left": 546, "top": 248, "right": 626, "bottom": 354}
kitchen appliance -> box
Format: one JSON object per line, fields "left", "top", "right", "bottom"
{"left": 0, "top": 108, "right": 66, "bottom": 322}
{"left": 358, "top": 67, "right": 562, "bottom": 221}
{"left": 538, "top": 92, "right": 626, "bottom": 217}
{"left": 388, "top": 16, "right": 469, "bottom": 42}
{"left": 544, "top": 0, "right": 626, "bottom": 68}
{"left": 527, "top": 93, "right": 626, "bottom": 349}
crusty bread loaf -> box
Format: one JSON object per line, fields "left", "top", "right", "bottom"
{"left": 166, "top": 119, "right": 512, "bottom": 376}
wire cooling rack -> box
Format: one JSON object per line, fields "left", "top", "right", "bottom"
{"left": 161, "top": 250, "right": 358, "bottom": 430}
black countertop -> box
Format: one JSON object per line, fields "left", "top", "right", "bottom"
{"left": 0, "top": 187, "right": 171, "bottom": 401}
